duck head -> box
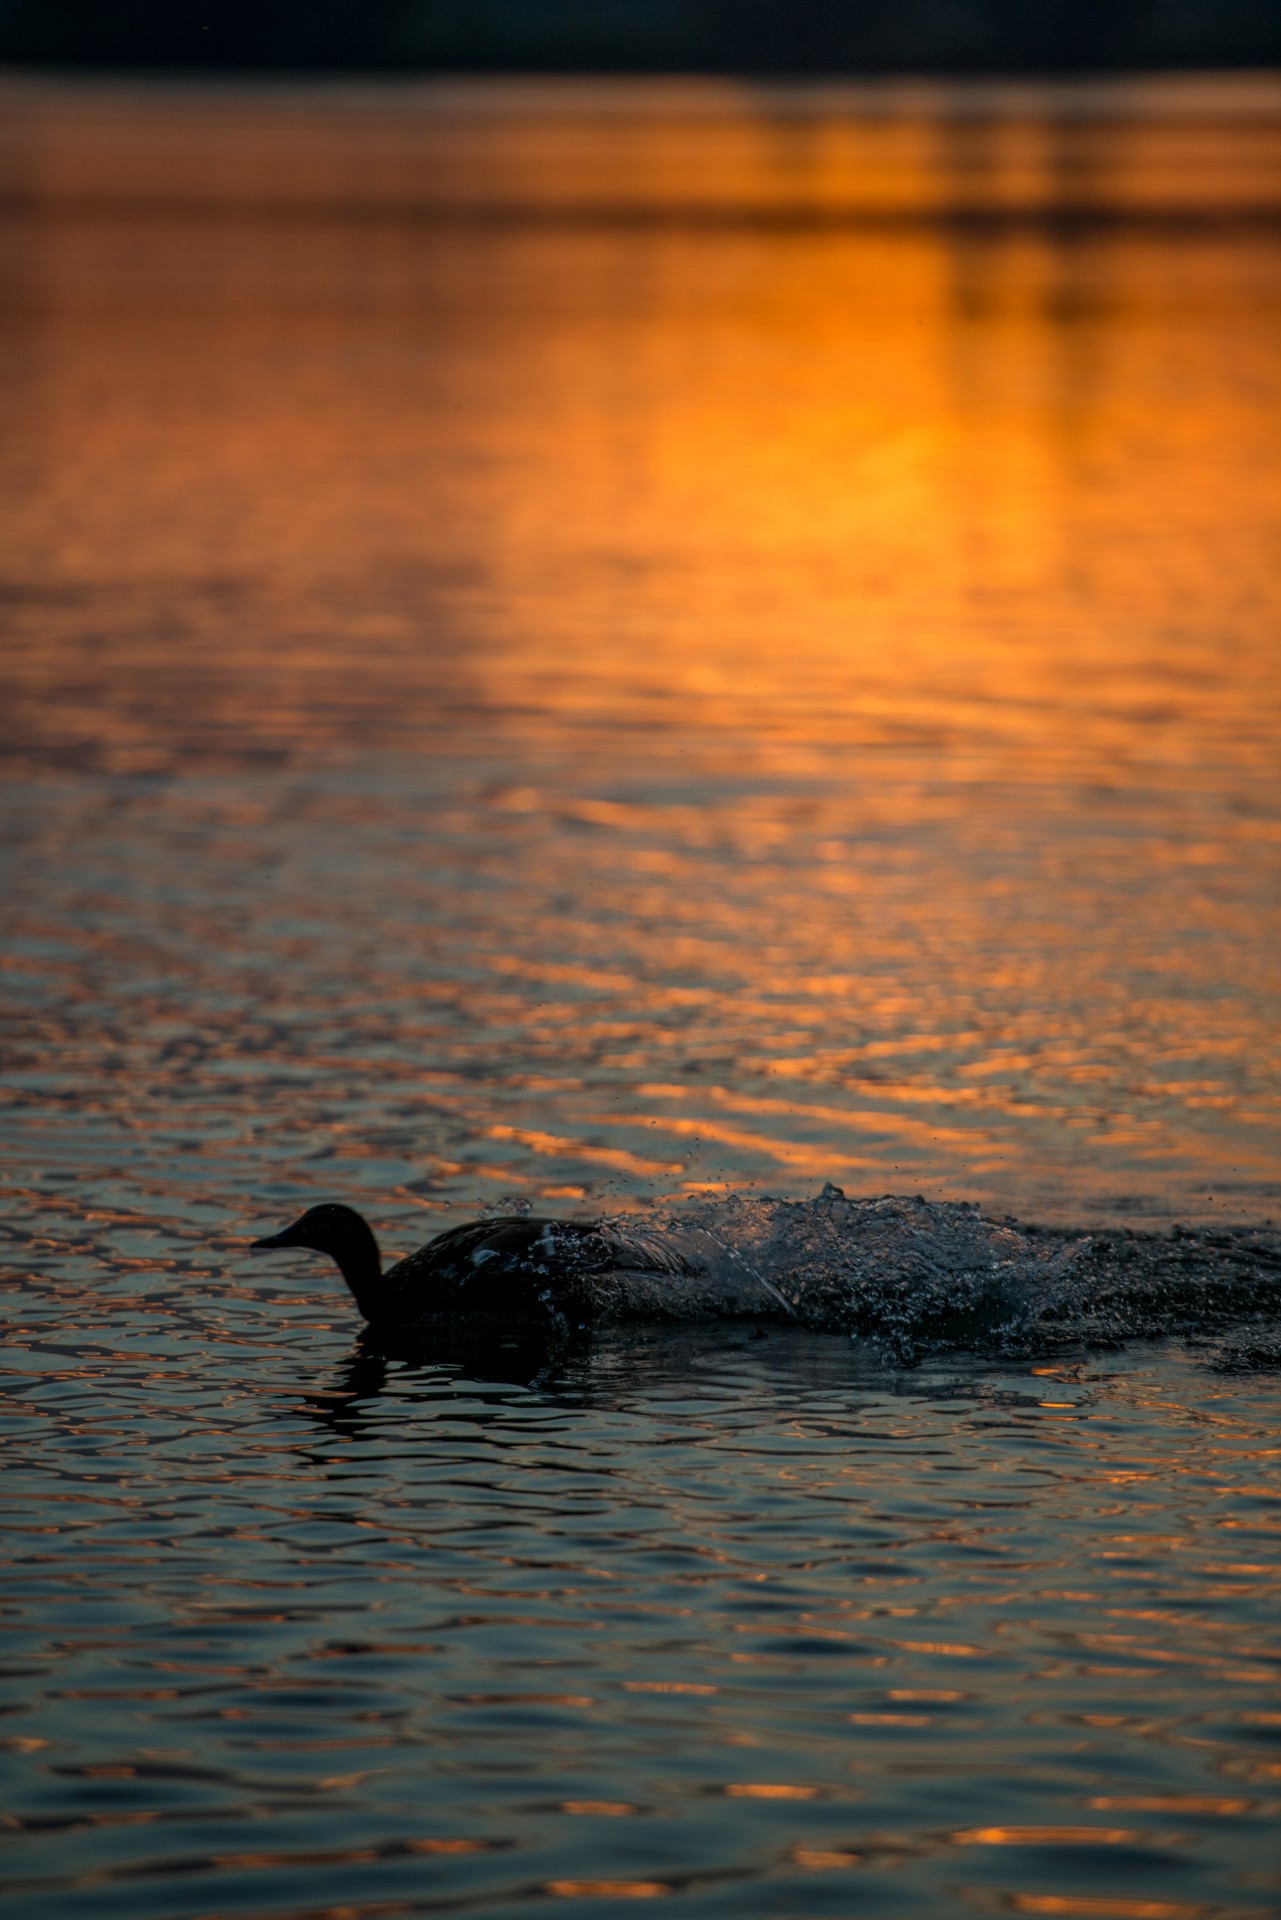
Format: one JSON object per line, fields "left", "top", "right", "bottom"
{"left": 252, "top": 1203, "right": 383, "bottom": 1317}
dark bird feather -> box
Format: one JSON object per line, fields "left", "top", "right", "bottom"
{"left": 251, "top": 1202, "right": 691, "bottom": 1327}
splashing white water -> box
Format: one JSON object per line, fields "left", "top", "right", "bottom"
{"left": 601, "top": 1188, "right": 1281, "bottom": 1364}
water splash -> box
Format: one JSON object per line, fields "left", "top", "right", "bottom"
{"left": 601, "top": 1188, "right": 1281, "bottom": 1364}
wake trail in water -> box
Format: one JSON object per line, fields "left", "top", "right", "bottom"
{"left": 599, "top": 1188, "right": 1281, "bottom": 1365}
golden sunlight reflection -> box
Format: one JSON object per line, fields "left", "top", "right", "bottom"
{"left": 1, "top": 76, "right": 1279, "bottom": 1232}
{"left": 997, "top": 1901, "right": 1227, "bottom": 1918}
{"left": 543, "top": 1880, "right": 672, "bottom": 1898}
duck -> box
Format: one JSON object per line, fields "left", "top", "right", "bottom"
{"left": 251, "top": 1202, "right": 691, "bottom": 1328}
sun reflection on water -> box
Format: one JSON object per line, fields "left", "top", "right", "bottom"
{"left": 0, "top": 78, "right": 1279, "bottom": 1920}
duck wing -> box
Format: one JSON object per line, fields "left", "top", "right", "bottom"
{"left": 587, "top": 1220, "right": 694, "bottom": 1277}
{"left": 376, "top": 1215, "right": 691, "bottom": 1323}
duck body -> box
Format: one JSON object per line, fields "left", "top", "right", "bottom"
{"left": 252, "top": 1203, "right": 690, "bottom": 1328}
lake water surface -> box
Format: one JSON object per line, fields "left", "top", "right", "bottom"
{"left": 0, "top": 76, "right": 1279, "bottom": 1918}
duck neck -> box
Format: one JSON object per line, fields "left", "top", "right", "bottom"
{"left": 330, "top": 1220, "right": 384, "bottom": 1320}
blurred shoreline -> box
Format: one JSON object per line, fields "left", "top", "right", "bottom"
{"left": 2, "top": 71, "right": 1279, "bottom": 226}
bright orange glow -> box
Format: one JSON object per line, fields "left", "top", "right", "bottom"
{"left": 1087, "top": 1797, "right": 1254, "bottom": 1814}
{"left": 544, "top": 1882, "right": 671, "bottom": 1898}
{"left": 1003, "top": 1901, "right": 1220, "bottom": 1919}
{"left": 724, "top": 1782, "right": 820, "bottom": 1798}
{"left": 560, "top": 1801, "right": 639, "bottom": 1815}
{"left": 951, "top": 1826, "right": 1145, "bottom": 1845}
{"left": 1, "top": 79, "right": 1278, "bottom": 1225}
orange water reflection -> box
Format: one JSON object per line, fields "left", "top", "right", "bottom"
{"left": 1, "top": 79, "right": 1278, "bottom": 1225}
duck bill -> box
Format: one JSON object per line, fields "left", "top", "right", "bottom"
{"left": 251, "top": 1228, "right": 298, "bottom": 1250}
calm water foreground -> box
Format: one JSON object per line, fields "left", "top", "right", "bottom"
{"left": 0, "top": 77, "right": 1279, "bottom": 1918}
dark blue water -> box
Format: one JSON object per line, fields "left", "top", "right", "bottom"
{"left": 3, "top": 1269, "right": 1279, "bottom": 1917}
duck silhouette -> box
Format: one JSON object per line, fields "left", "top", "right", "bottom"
{"left": 251, "top": 1203, "right": 691, "bottom": 1328}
